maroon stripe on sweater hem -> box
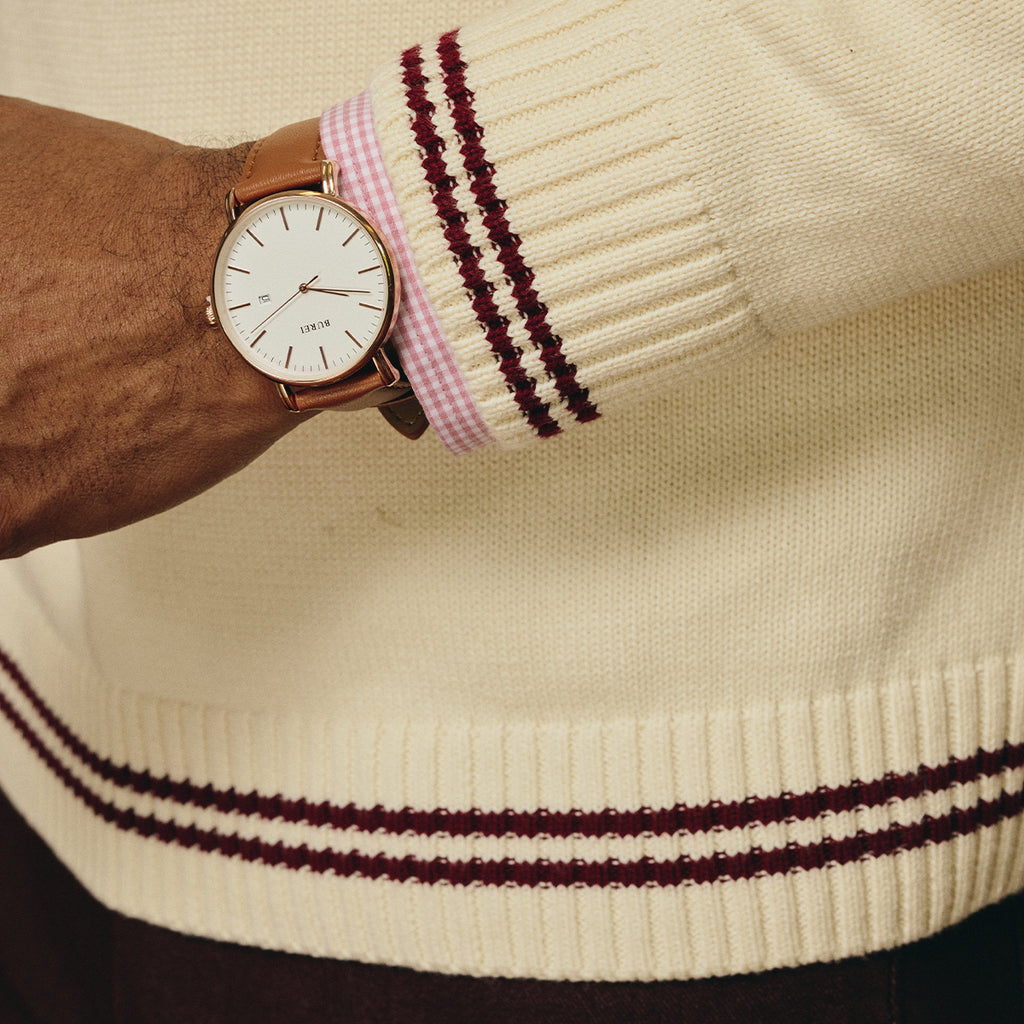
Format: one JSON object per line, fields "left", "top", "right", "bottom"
{"left": 2, "top": 665, "right": 1022, "bottom": 890}
{"left": 2, "top": 646, "right": 1023, "bottom": 845}
{"left": 400, "top": 42, "right": 561, "bottom": 438}
{"left": 436, "top": 29, "right": 599, "bottom": 425}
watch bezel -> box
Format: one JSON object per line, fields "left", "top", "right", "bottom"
{"left": 210, "top": 189, "right": 401, "bottom": 387}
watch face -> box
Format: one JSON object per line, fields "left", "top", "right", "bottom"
{"left": 211, "top": 191, "right": 399, "bottom": 386}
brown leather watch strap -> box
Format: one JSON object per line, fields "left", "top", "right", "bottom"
{"left": 233, "top": 118, "right": 324, "bottom": 206}
{"left": 280, "top": 380, "right": 428, "bottom": 436}
{"left": 277, "top": 349, "right": 428, "bottom": 439}
{"left": 379, "top": 395, "right": 430, "bottom": 438}
{"left": 230, "top": 119, "right": 427, "bottom": 439}
{"left": 280, "top": 379, "right": 427, "bottom": 440}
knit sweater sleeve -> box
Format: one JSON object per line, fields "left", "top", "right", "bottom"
{"left": 367, "top": 0, "right": 1024, "bottom": 449}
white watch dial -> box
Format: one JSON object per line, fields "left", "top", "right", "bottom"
{"left": 212, "top": 192, "right": 398, "bottom": 386}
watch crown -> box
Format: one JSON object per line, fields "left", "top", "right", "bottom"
{"left": 204, "top": 296, "right": 218, "bottom": 327}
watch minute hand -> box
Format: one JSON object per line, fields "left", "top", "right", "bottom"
{"left": 302, "top": 287, "right": 373, "bottom": 296}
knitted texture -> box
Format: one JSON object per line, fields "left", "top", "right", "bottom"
{"left": 373, "top": 0, "right": 764, "bottom": 447}
{"left": 2, "top": 640, "right": 1023, "bottom": 980}
{"left": 1, "top": 0, "right": 1024, "bottom": 983}
{"left": 372, "top": 0, "right": 1024, "bottom": 447}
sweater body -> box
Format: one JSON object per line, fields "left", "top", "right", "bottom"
{"left": 1, "top": 0, "right": 1023, "bottom": 981}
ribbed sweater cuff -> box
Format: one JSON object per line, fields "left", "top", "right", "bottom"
{"left": 370, "top": 0, "right": 765, "bottom": 448}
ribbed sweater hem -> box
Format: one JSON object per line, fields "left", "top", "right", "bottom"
{"left": 2, "top": 599, "right": 1022, "bottom": 981}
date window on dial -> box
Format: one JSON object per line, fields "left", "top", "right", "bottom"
{"left": 258, "top": 294, "right": 272, "bottom": 305}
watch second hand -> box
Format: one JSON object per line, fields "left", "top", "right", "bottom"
{"left": 250, "top": 274, "right": 320, "bottom": 335}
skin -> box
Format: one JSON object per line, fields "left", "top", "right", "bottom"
{"left": 0, "top": 98, "right": 306, "bottom": 559}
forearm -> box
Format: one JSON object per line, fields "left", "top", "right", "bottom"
{"left": 6, "top": 0, "right": 1022, "bottom": 552}
{"left": 0, "top": 98, "right": 296, "bottom": 557}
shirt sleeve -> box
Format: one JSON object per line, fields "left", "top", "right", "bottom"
{"left": 320, "top": 93, "right": 494, "bottom": 454}
{"left": 334, "top": 0, "right": 1024, "bottom": 450}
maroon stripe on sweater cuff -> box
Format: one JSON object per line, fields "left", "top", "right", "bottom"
{"left": 435, "top": 29, "right": 599, "bottom": 426}
{"left": 400, "top": 32, "right": 588, "bottom": 438}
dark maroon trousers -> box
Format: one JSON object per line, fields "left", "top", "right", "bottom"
{"left": 0, "top": 788, "right": 1021, "bottom": 1024}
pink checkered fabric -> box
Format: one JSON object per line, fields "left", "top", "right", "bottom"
{"left": 320, "top": 94, "right": 494, "bottom": 454}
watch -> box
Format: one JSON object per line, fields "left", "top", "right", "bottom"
{"left": 206, "top": 118, "right": 427, "bottom": 439}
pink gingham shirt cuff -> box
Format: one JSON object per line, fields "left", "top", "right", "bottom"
{"left": 320, "top": 94, "right": 494, "bottom": 454}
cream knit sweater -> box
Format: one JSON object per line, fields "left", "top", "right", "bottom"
{"left": 2, "top": 0, "right": 1023, "bottom": 982}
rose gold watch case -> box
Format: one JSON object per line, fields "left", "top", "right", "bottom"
{"left": 207, "top": 161, "right": 400, "bottom": 388}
